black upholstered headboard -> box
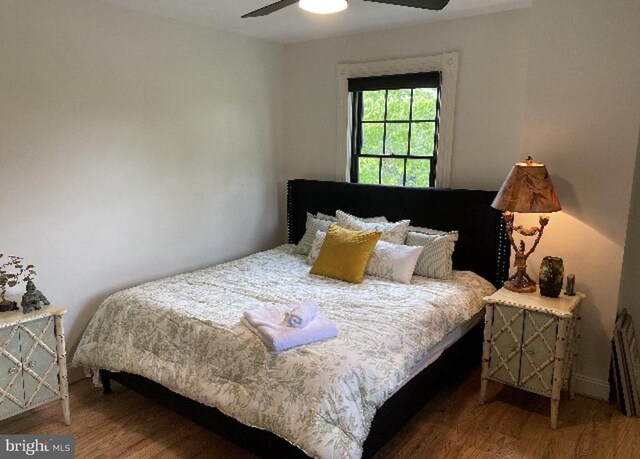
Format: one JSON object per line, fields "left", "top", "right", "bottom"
{"left": 287, "top": 179, "right": 510, "bottom": 288}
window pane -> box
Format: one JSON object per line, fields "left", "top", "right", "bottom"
{"left": 362, "top": 90, "right": 386, "bottom": 121}
{"left": 362, "top": 123, "right": 384, "bottom": 155}
{"left": 405, "top": 160, "right": 430, "bottom": 187}
{"left": 381, "top": 158, "right": 405, "bottom": 186}
{"left": 410, "top": 122, "right": 435, "bottom": 156}
{"left": 412, "top": 88, "right": 437, "bottom": 120}
{"left": 358, "top": 157, "right": 380, "bottom": 185}
{"left": 386, "top": 89, "right": 411, "bottom": 120}
{"left": 385, "top": 123, "right": 409, "bottom": 155}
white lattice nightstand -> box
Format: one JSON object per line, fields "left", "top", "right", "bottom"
{"left": 479, "top": 288, "right": 583, "bottom": 428}
{"left": 0, "top": 307, "right": 70, "bottom": 425}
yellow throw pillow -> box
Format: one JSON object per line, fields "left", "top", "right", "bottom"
{"left": 310, "top": 224, "right": 381, "bottom": 284}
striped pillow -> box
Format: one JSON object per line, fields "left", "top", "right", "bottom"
{"left": 295, "top": 213, "right": 334, "bottom": 255}
{"left": 405, "top": 231, "right": 457, "bottom": 279}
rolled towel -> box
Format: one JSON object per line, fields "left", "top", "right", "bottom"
{"left": 242, "top": 305, "right": 338, "bottom": 353}
{"left": 287, "top": 300, "right": 319, "bottom": 328}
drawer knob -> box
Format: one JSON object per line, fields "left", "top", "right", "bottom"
{"left": 527, "top": 349, "right": 536, "bottom": 356}
{"left": 28, "top": 361, "right": 37, "bottom": 368}
{"left": 8, "top": 367, "right": 18, "bottom": 374}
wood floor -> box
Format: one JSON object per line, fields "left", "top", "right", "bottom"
{"left": 1, "top": 367, "right": 638, "bottom": 458}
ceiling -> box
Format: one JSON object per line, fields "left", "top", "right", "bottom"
{"left": 100, "top": 0, "right": 531, "bottom": 43}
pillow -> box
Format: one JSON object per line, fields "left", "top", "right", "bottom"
{"left": 405, "top": 231, "right": 457, "bottom": 279}
{"left": 295, "top": 213, "right": 334, "bottom": 255}
{"left": 316, "top": 212, "right": 338, "bottom": 222}
{"left": 336, "top": 210, "right": 410, "bottom": 245}
{"left": 308, "top": 231, "right": 423, "bottom": 284}
{"left": 296, "top": 212, "right": 389, "bottom": 255}
{"left": 310, "top": 225, "right": 381, "bottom": 284}
{"left": 408, "top": 226, "right": 459, "bottom": 240}
{"left": 307, "top": 230, "right": 327, "bottom": 265}
{"left": 318, "top": 212, "right": 387, "bottom": 223}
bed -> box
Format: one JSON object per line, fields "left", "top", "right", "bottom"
{"left": 73, "top": 179, "right": 510, "bottom": 458}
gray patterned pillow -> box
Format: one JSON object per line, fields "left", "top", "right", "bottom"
{"left": 405, "top": 231, "right": 457, "bottom": 279}
{"left": 336, "top": 210, "right": 410, "bottom": 245}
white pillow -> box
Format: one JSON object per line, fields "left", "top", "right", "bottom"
{"left": 336, "top": 210, "right": 410, "bottom": 245}
{"left": 405, "top": 231, "right": 457, "bottom": 279}
{"left": 319, "top": 212, "right": 387, "bottom": 223}
{"left": 307, "top": 231, "right": 423, "bottom": 284}
{"left": 316, "top": 212, "right": 338, "bottom": 222}
{"left": 366, "top": 240, "right": 423, "bottom": 284}
{"left": 306, "top": 230, "right": 326, "bottom": 265}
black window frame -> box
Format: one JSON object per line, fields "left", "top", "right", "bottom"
{"left": 348, "top": 72, "right": 442, "bottom": 187}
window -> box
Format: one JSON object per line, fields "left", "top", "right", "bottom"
{"left": 336, "top": 53, "right": 459, "bottom": 187}
{"left": 348, "top": 73, "right": 440, "bottom": 187}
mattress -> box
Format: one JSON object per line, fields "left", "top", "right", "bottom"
{"left": 73, "top": 245, "right": 495, "bottom": 459}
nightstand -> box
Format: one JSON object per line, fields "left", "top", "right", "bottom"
{"left": 479, "top": 288, "right": 583, "bottom": 428}
{"left": 0, "top": 307, "right": 70, "bottom": 425}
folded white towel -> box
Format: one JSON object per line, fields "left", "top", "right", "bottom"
{"left": 242, "top": 305, "right": 338, "bottom": 353}
{"left": 287, "top": 300, "right": 319, "bottom": 328}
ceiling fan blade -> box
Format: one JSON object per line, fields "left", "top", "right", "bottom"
{"left": 242, "top": 0, "right": 299, "bottom": 18}
{"left": 362, "top": 0, "right": 450, "bottom": 10}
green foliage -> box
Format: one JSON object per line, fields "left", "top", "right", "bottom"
{"left": 356, "top": 88, "right": 438, "bottom": 187}
{"left": 362, "top": 123, "right": 383, "bottom": 155}
{"left": 386, "top": 89, "right": 411, "bottom": 120}
{"left": 362, "top": 90, "right": 386, "bottom": 121}
{"left": 410, "top": 122, "right": 435, "bottom": 156}
{"left": 358, "top": 157, "right": 379, "bottom": 185}
{"left": 412, "top": 88, "right": 438, "bottom": 120}
{"left": 381, "top": 159, "right": 405, "bottom": 186}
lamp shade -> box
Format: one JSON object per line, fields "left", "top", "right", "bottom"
{"left": 492, "top": 158, "right": 561, "bottom": 213}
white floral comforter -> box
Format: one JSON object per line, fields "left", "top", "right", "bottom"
{"left": 73, "top": 245, "right": 494, "bottom": 458}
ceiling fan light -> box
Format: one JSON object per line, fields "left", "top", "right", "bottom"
{"left": 299, "top": 0, "right": 348, "bottom": 15}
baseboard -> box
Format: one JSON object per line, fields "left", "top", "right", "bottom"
{"left": 67, "top": 365, "right": 87, "bottom": 384}
{"left": 574, "top": 374, "right": 610, "bottom": 401}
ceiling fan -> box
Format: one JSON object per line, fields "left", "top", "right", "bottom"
{"left": 242, "top": 0, "right": 451, "bottom": 18}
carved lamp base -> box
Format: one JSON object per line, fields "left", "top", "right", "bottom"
{"left": 504, "top": 279, "right": 537, "bottom": 293}
{"left": 503, "top": 267, "right": 537, "bottom": 293}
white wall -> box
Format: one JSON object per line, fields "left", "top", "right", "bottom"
{"left": 283, "top": 9, "right": 532, "bottom": 189}
{"left": 619, "top": 131, "right": 640, "bottom": 323}
{"left": 283, "top": 2, "right": 640, "bottom": 398}
{"left": 0, "top": 0, "right": 285, "bottom": 363}
{"left": 518, "top": 0, "right": 640, "bottom": 398}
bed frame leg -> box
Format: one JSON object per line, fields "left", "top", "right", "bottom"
{"left": 100, "top": 370, "right": 113, "bottom": 395}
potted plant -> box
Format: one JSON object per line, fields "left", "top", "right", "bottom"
{"left": 0, "top": 254, "right": 36, "bottom": 312}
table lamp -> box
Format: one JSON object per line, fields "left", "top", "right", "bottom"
{"left": 492, "top": 156, "right": 562, "bottom": 293}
